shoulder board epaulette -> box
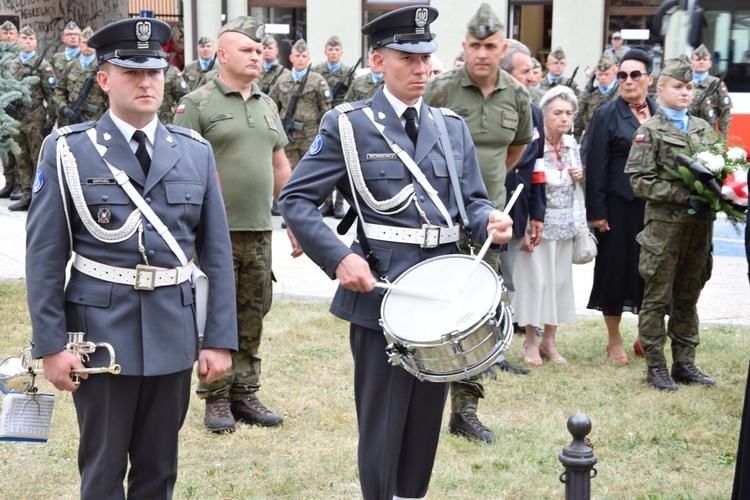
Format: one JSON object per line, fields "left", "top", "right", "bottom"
{"left": 166, "top": 124, "right": 206, "bottom": 144}
{"left": 335, "top": 101, "right": 369, "bottom": 114}
{"left": 440, "top": 107, "right": 460, "bottom": 118}
{"left": 55, "top": 121, "right": 95, "bottom": 137}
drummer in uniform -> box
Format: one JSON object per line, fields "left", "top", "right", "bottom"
{"left": 25, "top": 18, "right": 237, "bottom": 498}
{"left": 279, "top": 5, "right": 513, "bottom": 499}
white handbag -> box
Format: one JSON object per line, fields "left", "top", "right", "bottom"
{"left": 572, "top": 183, "right": 598, "bottom": 265}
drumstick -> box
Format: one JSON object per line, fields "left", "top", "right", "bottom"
{"left": 374, "top": 281, "right": 450, "bottom": 301}
{"left": 459, "top": 184, "right": 524, "bottom": 291}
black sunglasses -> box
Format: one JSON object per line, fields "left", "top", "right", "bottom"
{"left": 617, "top": 70, "right": 644, "bottom": 82}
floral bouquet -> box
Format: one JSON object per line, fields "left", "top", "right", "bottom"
{"left": 665, "top": 144, "right": 748, "bottom": 228}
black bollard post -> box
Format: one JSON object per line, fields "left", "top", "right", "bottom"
{"left": 558, "top": 413, "right": 598, "bottom": 500}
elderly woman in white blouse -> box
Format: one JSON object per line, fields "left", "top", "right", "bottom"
{"left": 512, "top": 86, "right": 583, "bottom": 366}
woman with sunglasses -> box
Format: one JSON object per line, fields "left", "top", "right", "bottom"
{"left": 583, "top": 46, "right": 656, "bottom": 363}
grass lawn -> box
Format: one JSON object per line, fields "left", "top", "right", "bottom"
{"left": 0, "top": 281, "right": 746, "bottom": 499}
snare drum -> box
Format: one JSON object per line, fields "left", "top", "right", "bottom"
{"left": 379, "top": 254, "right": 513, "bottom": 382}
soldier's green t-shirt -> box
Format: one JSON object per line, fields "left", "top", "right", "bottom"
{"left": 424, "top": 66, "right": 533, "bottom": 209}
{"left": 174, "top": 77, "right": 288, "bottom": 231}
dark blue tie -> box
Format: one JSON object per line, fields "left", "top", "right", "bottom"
{"left": 403, "top": 107, "right": 419, "bottom": 146}
{"left": 132, "top": 130, "right": 150, "bottom": 176}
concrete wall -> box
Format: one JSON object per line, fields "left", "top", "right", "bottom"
{"left": 306, "top": 0, "right": 361, "bottom": 68}
{"left": 183, "top": 0, "right": 247, "bottom": 63}
{"left": 0, "top": 0, "right": 127, "bottom": 53}
{"left": 550, "top": 0, "right": 604, "bottom": 89}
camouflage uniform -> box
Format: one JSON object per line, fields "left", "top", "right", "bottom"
{"left": 258, "top": 63, "right": 289, "bottom": 94}
{"left": 159, "top": 65, "right": 189, "bottom": 124}
{"left": 424, "top": 4, "right": 533, "bottom": 419}
{"left": 51, "top": 22, "right": 81, "bottom": 78}
{"left": 690, "top": 75, "right": 732, "bottom": 138}
{"left": 624, "top": 76, "right": 716, "bottom": 371}
{"left": 311, "top": 36, "right": 351, "bottom": 107}
{"left": 173, "top": 16, "right": 289, "bottom": 410}
{"left": 10, "top": 30, "right": 57, "bottom": 205}
{"left": 574, "top": 55, "right": 619, "bottom": 143}
{"left": 539, "top": 47, "right": 580, "bottom": 96}
{"left": 344, "top": 72, "right": 383, "bottom": 101}
{"left": 269, "top": 42, "right": 331, "bottom": 168}
{"left": 55, "top": 58, "right": 107, "bottom": 124}
{"left": 183, "top": 57, "right": 219, "bottom": 92}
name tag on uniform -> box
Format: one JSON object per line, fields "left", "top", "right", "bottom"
{"left": 86, "top": 178, "right": 116, "bottom": 184}
{"left": 366, "top": 153, "right": 397, "bottom": 160}
{"left": 209, "top": 113, "right": 233, "bottom": 122}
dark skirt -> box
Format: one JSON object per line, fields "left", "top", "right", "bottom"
{"left": 586, "top": 194, "right": 645, "bottom": 316}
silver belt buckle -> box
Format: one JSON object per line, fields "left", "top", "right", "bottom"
{"left": 421, "top": 225, "right": 441, "bottom": 248}
{"left": 134, "top": 264, "right": 158, "bottom": 291}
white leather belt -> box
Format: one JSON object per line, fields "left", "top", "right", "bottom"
{"left": 72, "top": 254, "right": 193, "bottom": 291}
{"left": 364, "top": 223, "right": 461, "bottom": 248}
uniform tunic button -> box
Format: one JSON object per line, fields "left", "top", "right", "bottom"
{"left": 145, "top": 197, "right": 152, "bottom": 204}
{"left": 419, "top": 196, "right": 425, "bottom": 202}
{"left": 147, "top": 250, "right": 155, "bottom": 258}
{"left": 185, "top": 194, "right": 191, "bottom": 200}
{"left": 379, "top": 170, "right": 386, "bottom": 177}
{"left": 146, "top": 223, "right": 153, "bottom": 231}
{"left": 101, "top": 195, "right": 109, "bottom": 201}
{"left": 79, "top": 294, "right": 84, "bottom": 301}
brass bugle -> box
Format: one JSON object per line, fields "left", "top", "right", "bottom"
{"left": 0, "top": 332, "right": 121, "bottom": 393}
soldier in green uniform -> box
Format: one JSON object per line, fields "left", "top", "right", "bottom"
{"left": 174, "top": 15, "right": 297, "bottom": 433}
{"left": 539, "top": 47, "right": 579, "bottom": 96}
{"left": 258, "top": 35, "right": 289, "bottom": 94}
{"left": 624, "top": 56, "right": 717, "bottom": 391}
{"left": 159, "top": 64, "right": 189, "bottom": 124}
{"left": 529, "top": 56, "right": 545, "bottom": 104}
{"left": 574, "top": 54, "right": 618, "bottom": 143}
{"left": 0, "top": 20, "right": 17, "bottom": 42}
{"left": 182, "top": 36, "right": 219, "bottom": 92}
{"left": 269, "top": 38, "right": 331, "bottom": 169}
{"left": 312, "top": 35, "right": 352, "bottom": 107}
{"left": 8, "top": 25, "right": 56, "bottom": 211}
{"left": 424, "top": 3, "right": 533, "bottom": 443}
{"left": 51, "top": 21, "right": 81, "bottom": 80}
{"left": 56, "top": 27, "right": 108, "bottom": 124}
{"left": 690, "top": 44, "right": 732, "bottom": 139}
{"left": 344, "top": 48, "right": 383, "bottom": 102}
{"left": 604, "top": 32, "right": 631, "bottom": 65}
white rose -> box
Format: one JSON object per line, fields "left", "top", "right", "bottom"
{"left": 697, "top": 151, "right": 725, "bottom": 173}
{"left": 727, "top": 147, "right": 748, "bottom": 162}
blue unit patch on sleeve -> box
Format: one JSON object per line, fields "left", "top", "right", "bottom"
{"left": 48, "top": 76, "right": 56, "bottom": 86}
{"left": 308, "top": 134, "right": 323, "bottom": 156}
{"left": 32, "top": 169, "right": 44, "bottom": 194}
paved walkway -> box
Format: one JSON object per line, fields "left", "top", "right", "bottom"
{"left": 2, "top": 194, "right": 749, "bottom": 326}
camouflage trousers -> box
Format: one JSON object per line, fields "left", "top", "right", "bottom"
{"left": 196, "top": 231, "right": 273, "bottom": 401}
{"left": 2, "top": 153, "right": 18, "bottom": 188}
{"left": 13, "top": 120, "right": 46, "bottom": 200}
{"left": 450, "top": 234, "right": 504, "bottom": 413}
{"left": 637, "top": 219, "right": 713, "bottom": 368}
{"left": 284, "top": 126, "right": 319, "bottom": 169}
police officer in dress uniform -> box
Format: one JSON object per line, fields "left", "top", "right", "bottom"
{"left": 25, "top": 18, "right": 237, "bottom": 498}
{"left": 574, "top": 54, "right": 619, "bottom": 144}
{"left": 51, "top": 21, "right": 81, "bottom": 84}
{"left": 8, "top": 25, "right": 56, "bottom": 212}
{"left": 539, "top": 47, "right": 580, "bottom": 96}
{"left": 279, "top": 6, "right": 513, "bottom": 499}
{"left": 56, "top": 26, "right": 108, "bottom": 125}
{"left": 424, "top": 3, "right": 533, "bottom": 444}
{"left": 624, "top": 56, "right": 717, "bottom": 391}
{"left": 690, "top": 44, "right": 733, "bottom": 139}
{"left": 182, "top": 36, "right": 219, "bottom": 92}
{"left": 269, "top": 38, "right": 331, "bottom": 169}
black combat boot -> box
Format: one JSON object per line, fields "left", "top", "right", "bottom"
{"left": 449, "top": 412, "right": 496, "bottom": 443}
{"left": 671, "top": 361, "right": 715, "bottom": 386}
{"left": 646, "top": 364, "right": 678, "bottom": 391}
